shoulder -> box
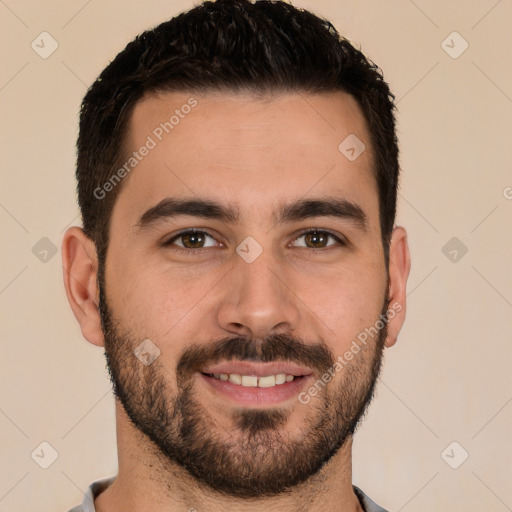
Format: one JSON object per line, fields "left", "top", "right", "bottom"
{"left": 66, "top": 475, "right": 116, "bottom": 512}
{"left": 353, "top": 485, "right": 390, "bottom": 512}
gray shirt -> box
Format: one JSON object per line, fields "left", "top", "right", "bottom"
{"left": 68, "top": 477, "right": 389, "bottom": 511}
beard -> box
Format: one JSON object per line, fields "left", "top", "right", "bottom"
{"left": 98, "top": 275, "right": 390, "bottom": 498}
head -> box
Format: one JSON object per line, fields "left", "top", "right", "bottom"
{"left": 63, "top": 0, "right": 410, "bottom": 499}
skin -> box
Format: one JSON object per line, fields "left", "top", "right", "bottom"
{"left": 62, "top": 90, "right": 410, "bottom": 512}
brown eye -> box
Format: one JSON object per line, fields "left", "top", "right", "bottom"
{"left": 181, "top": 232, "right": 206, "bottom": 248}
{"left": 292, "top": 229, "right": 344, "bottom": 249}
{"left": 164, "top": 230, "right": 217, "bottom": 250}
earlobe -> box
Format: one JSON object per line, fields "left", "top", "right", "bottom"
{"left": 61, "top": 227, "right": 105, "bottom": 347}
{"left": 384, "top": 226, "right": 411, "bottom": 348}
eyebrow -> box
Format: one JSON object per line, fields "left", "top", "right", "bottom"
{"left": 134, "top": 196, "right": 369, "bottom": 232}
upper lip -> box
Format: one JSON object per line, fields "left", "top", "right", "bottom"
{"left": 201, "top": 361, "right": 313, "bottom": 377}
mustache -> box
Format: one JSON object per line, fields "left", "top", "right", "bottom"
{"left": 176, "top": 333, "right": 335, "bottom": 382}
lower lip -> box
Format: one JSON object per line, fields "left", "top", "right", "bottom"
{"left": 200, "top": 373, "right": 311, "bottom": 406}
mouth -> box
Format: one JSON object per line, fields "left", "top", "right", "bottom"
{"left": 199, "top": 361, "right": 313, "bottom": 406}
{"left": 202, "top": 372, "right": 298, "bottom": 387}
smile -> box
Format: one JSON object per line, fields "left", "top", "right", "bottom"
{"left": 203, "top": 372, "right": 296, "bottom": 388}
{"left": 199, "top": 361, "right": 312, "bottom": 406}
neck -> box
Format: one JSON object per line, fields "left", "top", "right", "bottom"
{"left": 95, "top": 401, "right": 364, "bottom": 512}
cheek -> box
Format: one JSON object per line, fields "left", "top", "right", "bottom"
{"left": 110, "top": 261, "right": 217, "bottom": 352}
{"left": 117, "top": 278, "right": 182, "bottom": 332}
{"left": 306, "top": 268, "right": 386, "bottom": 349}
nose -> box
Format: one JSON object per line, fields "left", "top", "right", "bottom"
{"left": 216, "top": 251, "right": 301, "bottom": 340}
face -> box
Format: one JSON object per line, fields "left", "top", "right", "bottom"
{"left": 99, "top": 91, "right": 394, "bottom": 497}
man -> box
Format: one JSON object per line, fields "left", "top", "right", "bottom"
{"left": 62, "top": 0, "right": 410, "bottom": 510}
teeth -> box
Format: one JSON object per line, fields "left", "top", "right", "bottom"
{"left": 275, "top": 373, "right": 286, "bottom": 385}
{"left": 211, "top": 372, "right": 297, "bottom": 387}
{"left": 241, "top": 375, "right": 258, "bottom": 387}
{"left": 229, "top": 374, "right": 242, "bottom": 385}
{"left": 258, "top": 375, "right": 275, "bottom": 387}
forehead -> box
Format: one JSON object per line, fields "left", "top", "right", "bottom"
{"left": 112, "top": 90, "right": 378, "bottom": 231}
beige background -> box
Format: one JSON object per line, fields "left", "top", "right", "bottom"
{"left": 1, "top": 0, "right": 511, "bottom": 511}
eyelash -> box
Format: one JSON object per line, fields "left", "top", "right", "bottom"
{"left": 162, "top": 228, "right": 346, "bottom": 253}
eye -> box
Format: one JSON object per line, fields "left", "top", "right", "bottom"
{"left": 290, "top": 229, "right": 345, "bottom": 250}
{"left": 162, "top": 228, "right": 345, "bottom": 253}
{"left": 163, "top": 229, "right": 219, "bottom": 251}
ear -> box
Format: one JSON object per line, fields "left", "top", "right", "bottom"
{"left": 61, "top": 226, "right": 105, "bottom": 347}
{"left": 384, "top": 226, "right": 411, "bottom": 348}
